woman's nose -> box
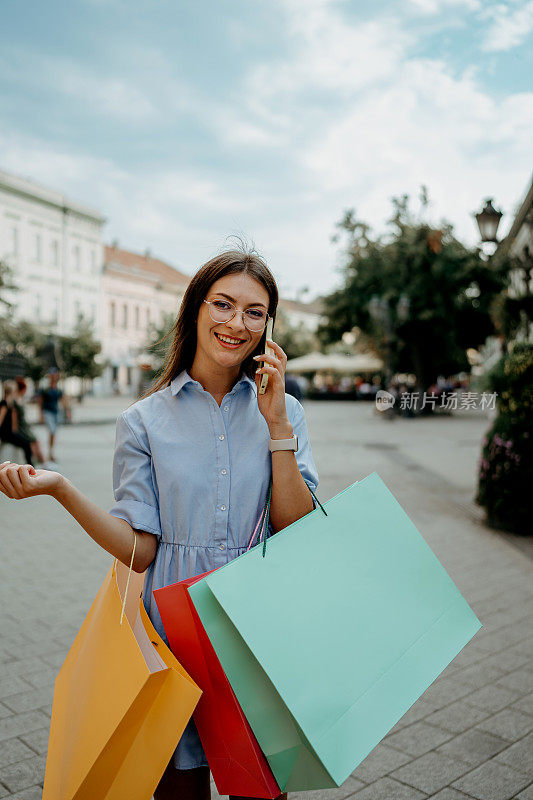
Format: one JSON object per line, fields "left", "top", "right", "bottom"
{"left": 225, "top": 310, "right": 247, "bottom": 333}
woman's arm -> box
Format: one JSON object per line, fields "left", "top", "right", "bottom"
{"left": 11, "top": 407, "right": 19, "bottom": 433}
{"left": 0, "top": 463, "right": 157, "bottom": 572}
{"left": 254, "top": 339, "right": 314, "bottom": 532}
{"left": 269, "top": 421, "right": 314, "bottom": 532}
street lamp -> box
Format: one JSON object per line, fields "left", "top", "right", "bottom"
{"left": 474, "top": 198, "right": 503, "bottom": 244}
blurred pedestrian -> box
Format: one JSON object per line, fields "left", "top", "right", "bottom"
{"left": 14, "top": 377, "right": 46, "bottom": 465}
{"left": 0, "top": 380, "right": 34, "bottom": 465}
{"left": 38, "top": 368, "right": 70, "bottom": 463}
{"left": 284, "top": 372, "right": 303, "bottom": 401}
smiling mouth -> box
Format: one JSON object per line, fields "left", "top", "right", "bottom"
{"left": 214, "top": 331, "right": 246, "bottom": 348}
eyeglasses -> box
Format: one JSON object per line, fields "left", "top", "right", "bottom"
{"left": 203, "top": 299, "right": 269, "bottom": 332}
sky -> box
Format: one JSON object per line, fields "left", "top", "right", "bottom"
{"left": 1, "top": 0, "right": 532, "bottom": 298}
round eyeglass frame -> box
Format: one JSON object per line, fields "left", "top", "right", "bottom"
{"left": 202, "top": 298, "right": 270, "bottom": 332}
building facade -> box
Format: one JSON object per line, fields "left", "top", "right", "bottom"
{"left": 0, "top": 169, "right": 105, "bottom": 339}
{"left": 101, "top": 245, "right": 189, "bottom": 394}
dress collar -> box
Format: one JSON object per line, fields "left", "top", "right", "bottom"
{"left": 170, "top": 369, "right": 257, "bottom": 397}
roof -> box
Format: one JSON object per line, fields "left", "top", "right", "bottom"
{"left": 0, "top": 168, "right": 106, "bottom": 224}
{"left": 278, "top": 296, "right": 324, "bottom": 316}
{"left": 104, "top": 245, "right": 191, "bottom": 287}
{"left": 498, "top": 173, "right": 533, "bottom": 253}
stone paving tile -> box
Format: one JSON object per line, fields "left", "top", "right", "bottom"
{"left": 297, "top": 776, "right": 366, "bottom": 800}
{"left": 495, "top": 669, "right": 533, "bottom": 696}
{"left": 0, "top": 678, "right": 33, "bottom": 701}
{"left": 494, "top": 732, "right": 533, "bottom": 776}
{"left": 4, "top": 786, "right": 43, "bottom": 800}
{"left": 390, "top": 751, "right": 471, "bottom": 795}
{"left": 2, "top": 688, "right": 53, "bottom": 716}
{"left": 452, "top": 758, "right": 531, "bottom": 800}
{"left": 424, "top": 699, "right": 491, "bottom": 734}
{"left": 449, "top": 642, "right": 492, "bottom": 669}
{"left": 511, "top": 693, "right": 533, "bottom": 716}
{"left": 474, "top": 649, "right": 531, "bottom": 674}
{"left": 436, "top": 728, "right": 509, "bottom": 767}
{"left": 384, "top": 721, "right": 454, "bottom": 757}
{"left": 21, "top": 669, "right": 57, "bottom": 691}
{"left": 0, "top": 739, "right": 35, "bottom": 770}
{"left": 464, "top": 684, "right": 522, "bottom": 713}
{"left": 420, "top": 678, "right": 476, "bottom": 709}
{"left": 347, "top": 776, "right": 427, "bottom": 799}
{"left": 0, "top": 658, "right": 51, "bottom": 680}
{"left": 475, "top": 708, "right": 533, "bottom": 741}
{"left": 0, "top": 712, "right": 52, "bottom": 744}
{"left": 0, "top": 783, "right": 10, "bottom": 798}
{"left": 517, "top": 782, "right": 533, "bottom": 799}
{"left": 19, "top": 728, "right": 49, "bottom": 756}
{"left": 351, "top": 743, "right": 412, "bottom": 783}
{"left": 0, "top": 755, "right": 45, "bottom": 794}
{"left": 505, "top": 637, "right": 533, "bottom": 659}
{"left": 430, "top": 790, "right": 478, "bottom": 800}
{"left": 0, "top": 705, "right": 14, "bottom": 721}
{"left": 453, "top": 662, "right": 507, "bottom": 690}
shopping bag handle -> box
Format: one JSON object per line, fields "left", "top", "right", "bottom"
{"left": 117, "top": 530, "right": 137, "bottom": 626}
{"left": 246, "top": 479, "right": 327, "bottom": 558}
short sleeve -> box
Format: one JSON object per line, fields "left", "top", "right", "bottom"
{"left": 286, "top": 395, "right": 320, "bottom": 499}
{"left": 109, "top": 412, "right": 162, "bottom": 538}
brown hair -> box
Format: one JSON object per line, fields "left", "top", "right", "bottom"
{"left": 141, "top": 248, "right": 278, "bottom": 399}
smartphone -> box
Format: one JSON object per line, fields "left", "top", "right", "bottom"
{"left": 258, "top": 317, "right": 275, "bottom": 395}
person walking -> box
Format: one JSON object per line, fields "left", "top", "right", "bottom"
{"left": 0, "top": 249, "right": 319, "bottom": 800}
{"left": 38, "top": 368, "right": 70, "bottom": 463}
{"left": 13, "top": 377, "right": 46, "bottom": 465}
{"left": 0, "top": 380, "right": 35, "bottom": 465}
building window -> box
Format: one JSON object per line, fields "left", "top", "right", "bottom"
{"left": 135, "top": 306, "right": 140, "bottom": 329}
{"left": 146, "top": 307, "right": 151, "bottom": 327}
{"left": 10, "top": 226, "right": 18, "bottom": 256}
{"left": 50, "top": 240, "right": 59, "bottom": 267}
{"left": 52, "top": 297, "right": 59, "bottom": 325}
{"left": 90, "top": 250, "right": 97, "bottom": 273}
{"left": 34, "top": 234, "right": 42, "bottom": 263}
{"left": 35, "top": 294, "right": 42, "bottom": 319}
{"left": 91, "top": 304, "right": 96, "bottom": 323}
{"left": 110, "top": 301, "right": 116, "bottom": 328}
{"left": 122, "top": 304, "right": 128, "bottom": 329}
{"left": 73, "top": 245, "right": 81, "bottom": 270}
{"left": 74, "top": 300, "right": 81, "bottom": 322}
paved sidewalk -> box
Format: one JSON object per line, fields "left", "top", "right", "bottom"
{"left": 0, "top": 401, "right": 531, "bottom": 800}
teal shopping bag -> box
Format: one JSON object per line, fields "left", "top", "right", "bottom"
{"left": 188, "top": 472, "right": 482, "bottom": 792}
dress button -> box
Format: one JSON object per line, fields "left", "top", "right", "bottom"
{"left": 221, "top": 468, "right": 227, "bottom": 475}
{"left": 223, "top": 405, "right": 229, "bottom": 412}
{"left": 219, "top": 543, "right": 226, "bottom": 551}
{"left": 219, "top": 434, "right": 225, "bottom": 440}
{"left": 220, "top": 505, "right": 227, "bottom": 511}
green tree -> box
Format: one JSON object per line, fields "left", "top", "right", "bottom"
{"left": 319, "top": 193, "right": 507, "bottom": 390}
{"left": 58, "top": 314, "right": 104, "bottom": 397}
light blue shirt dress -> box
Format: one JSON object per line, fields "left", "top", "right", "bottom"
{"left": 109, "top": 369, "right": 319, "bottom": 770}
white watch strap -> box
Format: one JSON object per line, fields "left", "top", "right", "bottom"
{"left": 269, "top": 435, "right": 298, "bottom": 452}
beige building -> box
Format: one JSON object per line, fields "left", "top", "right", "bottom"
{"left": 101, "top": 245, "right": 189, "bottom": 393}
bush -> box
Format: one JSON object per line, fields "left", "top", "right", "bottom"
{"left": 476, "top": 343, "right": 533, "bottom": 535}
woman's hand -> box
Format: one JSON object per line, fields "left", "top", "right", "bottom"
{"left": 254, "top": 339, "right": 293, "bottom": 437}
{"left": 0, "top": 461, "right": 65, "bottom": 500}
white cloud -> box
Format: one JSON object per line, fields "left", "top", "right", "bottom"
{"left": 406, "top": 0, "right": 480, "bottom": 15}
{"left": 481, "top": 0, "right": 533, "bottom": 51}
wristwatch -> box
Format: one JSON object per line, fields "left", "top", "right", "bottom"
{"left": 269, "top": 434, "right": 298, "bottom": 452}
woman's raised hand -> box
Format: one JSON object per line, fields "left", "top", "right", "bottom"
{"left": 253, "top": 338, "right": 293, "bottom": 437}
{"left": 0, "top": 461, "right": 64, "bottom": 500}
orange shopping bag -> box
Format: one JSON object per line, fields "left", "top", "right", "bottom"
{"left": 43, "top": 559, "right": 201, "bottom": 800}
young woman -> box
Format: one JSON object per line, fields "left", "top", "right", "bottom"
{"left": 0, "top": 250, "right": 319, "bottom": 800}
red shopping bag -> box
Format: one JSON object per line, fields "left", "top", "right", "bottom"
{"left": 154, "top": 571, "right": 280, "bottom": 799}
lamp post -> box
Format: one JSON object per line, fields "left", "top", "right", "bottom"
{"left": 474, "top": 198, "right": 503, "bottom": 252}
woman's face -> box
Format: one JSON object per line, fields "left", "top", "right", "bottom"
{"left": 195, "top": 273, "right": 270, "bottom": 372}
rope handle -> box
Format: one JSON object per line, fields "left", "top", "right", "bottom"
{"left": 246, "top": 480, "right": 327, "bottom": 558}
{"left": 119, "top": 530, "right": 137, "bottom": 626}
